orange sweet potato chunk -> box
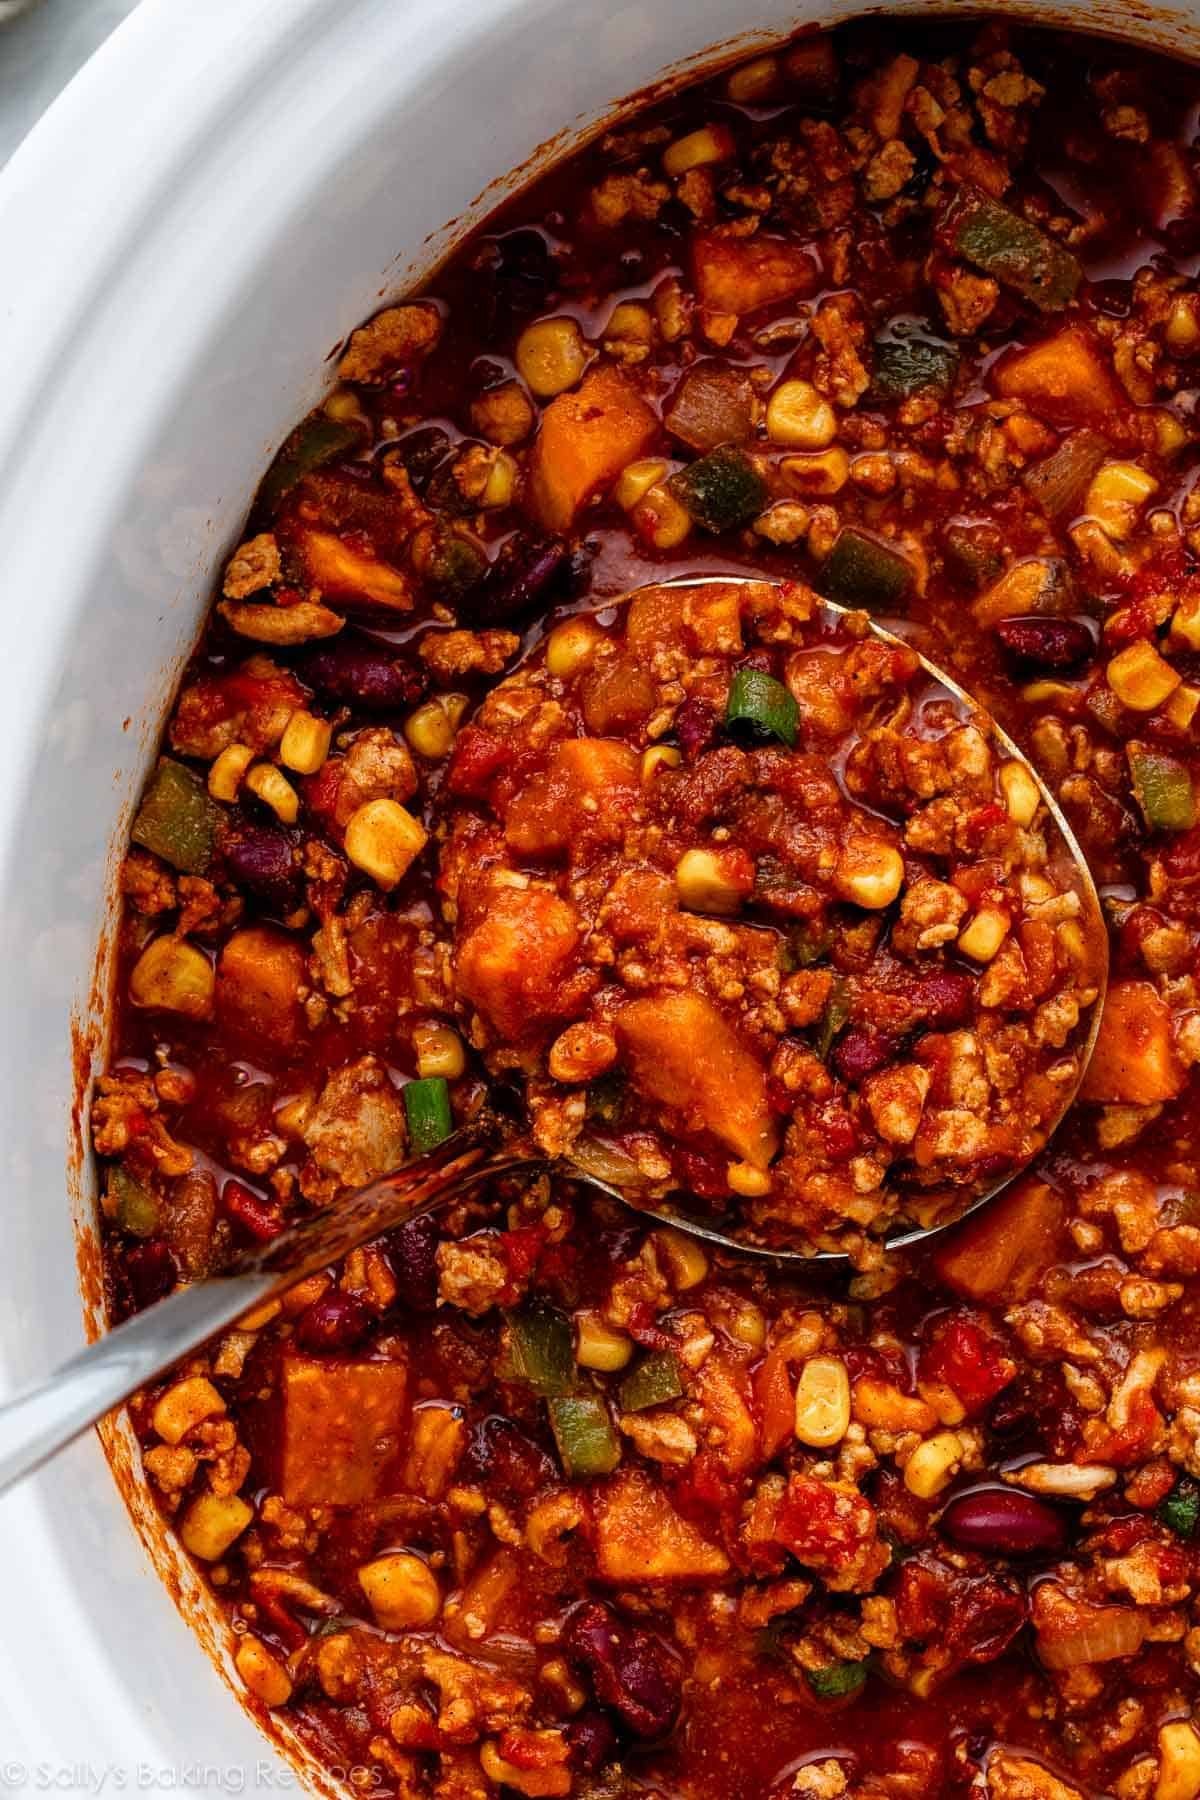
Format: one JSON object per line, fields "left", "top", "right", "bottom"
{"left": 690, "top": 228, "right": 818, "bottom": 316}
{"left": 992, "top": 326, "right": 1127, "bottom": 434}
{"left": 279, "top": 1353, "right": 408, "bottom": 1506}
{"left": 505, "top": 739, "right": 641, "bottom": 856}
{"left": 1080, "top": 979, "right": 1186, "bottom": 1105}
{"left": 616, "top": 990, "right": 778, "bottom": 1168}
{"left": 932, "top": 1177, "right": 1066, "bottom": 1304}
{"left": 216, "top": 926, "right": 307, "bottom": 1048}
{"left": 456, "top": 886, "right": 583, "bottom": 1040}
{"left": 527, "top": 365, "right": 659, "bottom": 530}
{"left": 298, "top": 526, "right": 414, "bottom": 609}
{"left": 592, "top": 1468, "right": 730, "bottom": 1582}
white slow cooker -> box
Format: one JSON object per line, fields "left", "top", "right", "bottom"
{"left": 0, "top": 0, "right": 1197, "bottom": 1786}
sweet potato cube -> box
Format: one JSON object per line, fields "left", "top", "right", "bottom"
{"left": 993, "top": 327, "right": 1126, "bottom": 434}
{"left": 278, "top": 1353, "right": 409, "bottom": 1506}
{"left": 1080, "top": 979, "right": 1185, "bottom": 1105}
{"left": 626, "top": 582, "right": 744, "bottom": 658}
{"left": 528, "top": 365, "right": 658, "bottom": 530}
{"left": 616, "top": 990, "right": 778, "bottom": 1168}
{"left": 298, "top": 527, "right": 414, "bottom": 610}
{"left": 690, "top": 228, "right": 818, "bottom": 316}
{"left": 456, "top": 886, "right": 582, "bottom": 1040}
{"left": 505, "top": 739, "right": 641, "bottom": 856}
{"left": 933, "top": 1177, "right": 1066, "bottom": 1304}
{"left": 593, "top": 1468, "right": 730, "bottom": 1582}
{"left": 216, "top": 926, "right": 307, "bottom": 1048}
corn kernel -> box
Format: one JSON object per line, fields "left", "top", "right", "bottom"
{"left": 917, "top": 1379, "right": 967, "bottom": 1427}
{"left": 793, "top": 1356, "right": 851, "bottom": 1448}
{"left": 244, "top": 762, "right": 299, "bottom": 824}
{"left": 903, "top": 1430, "right": 964, "bottom": 1499}
{"left": 179, "top": 1491, "right": 253, "bottom": 1561}
{"left": 152, "top": 1376, "right": 225, "bottom": 1445}
{"left": 663, "top": 122, "right": 735, "bottom": 177}
{"left": 1172, "top": 593, "right": 1200, "bottom": 651}
{"left": 238, "top": 1297, "right": 282, "bottom": 1331}
{"left": 1167, "top": 295, "right": 1200, "bottom": 356}
{"left": 481, "top": 450, "right": 519, "bottom": 509}
{"left": 641, "top": 744, "right": 682, "bottom": 783}
{"left": 767, "top": 379, "right": 837, "bottom": 449}
{"left": 1085, "top": 461, "right": 1158, "bottom": 541}
{"left": 545, "top": 616, "right": 603, "bottom": 678}
{"left": 323, "top": 388, "right": 362, "bottom": 423}
{"left": 726, "top": 54, "right": 779, "bottom": 102}
{"left": 1154, "top": 411, "right": 1190, "bottom": 457}
{"left": 999, "top": 759, "right": 1040, "bottom": 827}
{"left": 1156, "top": 1720, "right": 1200, "bottom": 1800}
{"left": 547, "top": 1020, "right": 618, "bottom": 1083}
{"left": 515, "top": 316, "right": 590, "bottom": 398}
{"left": 725, "top": 1301, "right": 767, "bottom": 1350}
{"left": 781, "top": 448, "right": 850, "bottom": 495}
{"left": 359, "top": 1551, "right": 441, "bottom": 1629}
{"left": 344, "top": 797, "right": 427, "bottom": 889}
{"left": 834, "top": 837, "right": 904, "bottom": 910}
{"left": 1167, "top": 683, "right": 1200, "bottom": 730}
{"left": 654, "top": 1226, "right": 709, "bottom": 1291}
{"left": 604, "top": 302, "right": 655, "bottom": 361}
{"left": 633, "top": 483, "right": 692, "bottom": 550}
{"left": 615, "top": 457, "right": 670, "bottom": 512}
{"left": 129, "top": 937, "right": 214, "bottom": 1017}
{"left": 279, "top": 709, "right": 332, "bottom": 775}
{"left": 236, "top": 1636, "right": 293, "bottom": 1708}
{"left": 958, "top": 904, "right": 1010, "bottom": 962}
{"left": 404, "top": 696, "right": 459, "bottom": 760}
{"left": 1107, "top": 639, "right": 1181, "bottom": 711}
{"left": 576, "top": 1311, "right": 634, "bottom": 1371}
{"left": 208, "top": 742, "right": 254, "bottom": 802}
{"left": 727, "top": 1159, "right": 772, "bottom": 1198}
{"left": 675, "top": 847, "right": 745, "bottom": 914}
{"left": 413, "top": 1022, "right": 466, "bottom": 1081}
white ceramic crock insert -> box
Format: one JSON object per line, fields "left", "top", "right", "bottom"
{"left": 1, "top": 0, "right": 1198, "bottom": 1786}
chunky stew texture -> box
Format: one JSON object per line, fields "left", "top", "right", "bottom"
{"left": 94, "top": 21, "right": 1200, "bottom": 1800}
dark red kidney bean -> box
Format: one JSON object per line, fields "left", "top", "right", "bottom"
{"left": 945, "top": 1575, "right": 1027, "bottom": 1661}
{"left": 464, "top": 531, "right": 569, "bottom": 625}
{"left": 124, "top": 1240, "right": 177, "bottom": 1310}
{"left": 832, "top": 1025, "right": 896, "bottom": 1085}
{"left": 220, "top": 823, "right": 302, "bottom": 916}
{"left": 941, "top": 1487, "right": 1068, "bottom": 1555}
{"left": 994, "top": 616, "right": 1095, "bottom": 671}
{"left": 295, "top": 1291, "right": 370, "bottom": 1353}
{"left": 567, "top": 1711, "right": 619, "bottom": 1773}
{"left": 388, "top": 424, "right": 453, "bottom": 494}
{"left": 297, "top": 631, "right": 426, "bottom": 711}
{"left": 222, "top": 1178, "right": 284, "bottom": 1243}
{"left": 463, "top": 1416, "right": 556, "bottom": 1503}
{"left": 387, "top": 1213, "right": 440, "bottom": 1313}
{"left": 562, "top": 1601, "right": 682, "bottom": 1740}
{"left": 909, "top": 970, "right": 974, "bottom": 1028}
{"left": 475, "top": 227, "right": 558, "bottom": 332}
{"left": 675, "top": 696, "right": 720, "bottom": 761}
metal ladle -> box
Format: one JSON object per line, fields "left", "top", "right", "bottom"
{"left": 0, "top": 576, "right": 1107, "bottom": 1493}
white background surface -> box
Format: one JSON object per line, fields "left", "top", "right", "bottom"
{"left": 0, "top": 0, "right": 140, "bottom": 166}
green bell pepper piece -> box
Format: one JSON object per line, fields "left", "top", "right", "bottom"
{"left": 403, "top": 1077, "right": 453, "bottom": 1152}
{"left": 813, "top": 977, "right": 850, "bottom": 1062}
{"left": 940, "top": 186, "right": 1081, "bottom": 313}
{"left": 872, "top": 332, "right": 958, "bottom": 400}
{"left": 820, "top": 527, "right": 912, "bottom": 612}
{"left": 108, "top": 1166, "right": 160, "bottom": 1239}
{"left": 131, "top": 758, "right": 223, "bottom": 875}
{"left": 725, "top": 668, "right": 799, "bottom": 747}
{"left": 505, "top": 1303, "right": 576, "bottom": 1397}
{"left": 619, "top": 1351, "right": 684, "bottom": 1413}
{"left": 1159, "top": 1475, "right": 1200, "bottom": 1539}
{"left": 548, "top": 1394, "right": 622, "bottom": 1477}
{"left": 1128, "top": 746, "right": 1196, "bottom": 832}
{"left": 805, "top": 1660, "right": 867, "bottom": 1700}
{"left": 257, "top": 413, "right": 364, "bottom": 512}
{"left": 668, "top": 446, "right": 767, "bottom": 533}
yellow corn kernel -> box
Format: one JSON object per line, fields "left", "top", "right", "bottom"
{"left": 515, "top": 316, "right": 590, "bottom": 398}
{"left": 129, "top": 937, "right": 214, "bottom": 1017}
{"left": 358, "top": 1551, "right": 441, "bottom": 1629}
{"left": 152, "top": 1376, "right": 226, "bottom": 1445}
{"left": 1172, "top": 592, "right": 1200, "bottom": 651}
{"left": 404, "top": 696, "right": 461, "bottom": 760}
{"left": 767, "top": 379, "right": 837, "bottom": 450}
{"left": 244, "top": 762, "right": 299, "bottom": 824}
{"left": 917, "top": 1379, "right": 967, "bottom": 1427}
{"left": 903, "top": 1430, "right": 964, "bottom": 1499}
{"left": 654, "top": 1226, "right": 709, "bottom": 1291}
{"left": 615, "top": 457, "right": 670, "bottom": 512}
{"left": 344, "top": 797, "right": 427, "bottom": 889}
{"left": 545, "top": 616, "right": 603, "bottom": 678}
{"left": 834, "top": 838, "right": 904, "bottom": 910}
{"left": 727, "top": 1159, "right": 772, "bottom": 1198}
{"left": 413, "top": 1022, "right": 466, "bottom": 1081}
{"left": 238, "top": 1297, "right": 282, "bottom": 1331}
{"left": 208, "top": 742, "right": 254, "bottom": 802}
{"left": 1156, "top": 1720, "right": 1200, "bottom": 1800}
{"left": 663, "top": 122, "right": 735, "bottom": 177}
{"left": 323, "top": 387, "right": 362, "bottom": 423}
{"left": 1154, "top": 411, "right": 1190, "bottom": 458}
{"left": 1085, "top": 461, "right": 1158, "bottom": 541}
{"left": 675, "top": 847, "right": 744, "bottom": 914}
{"left": 1167, "top": 295, "right": 1200, "bottom": 356}
{"left": 725, "top": 1301, "right": 767, "bottom": 1351}
{"left": 547, "top": 1020, "right": 618, "bottom": 1084}
{"left": 999, "top": 759, "right": 1040, "bottom": 827}
{"left": 235, "top": 1635, "right": 293, "bottom": 1708}
{"left": 1167, "top": 683, "right": 1200, "bottom": 730}
{"left": 1107, "top": 639, "right": 1181, "bottom": 711}
{"left": 726, "top": 54, "right": 780, "bottom": 102}
{"left": 179, "top": 1491, "right": 254, "bottom": 1561}
{"left": 279, "top": 709, "right": 332, "bottom": 775}
{"left": 481, "top": 450, "right": 519, "bottom": 509}
{"left": 793, "top": 1356, "right": 852, "bottom": 1448}
{"left": 641, "top": 744, "right": 682, "bottom": 783}
{"left": 575, "top": 1311, "right": 634, "bottom": 1372}
{"left": 634, "top": 482, "right": 692, "bottom": 550}
{"left": 781, "top": 448, "right": 850, "bottom": 496}
{"left": 957, "top": 904, "right": 1010, "bottom": 963}
{"left": 604, "top": 301, "right": 655, "bottom": 361}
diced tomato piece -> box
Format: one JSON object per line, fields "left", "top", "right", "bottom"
{"left": 919, "top": 1314, "right": 1016, "bottom": 1416}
